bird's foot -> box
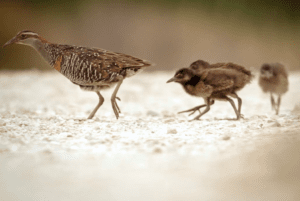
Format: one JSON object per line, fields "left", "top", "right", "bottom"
{"left": 178, "top": 106, "right": 203, "bottom": 116}
{"left": 237, "top": 114, "right": 244, "bottom": 120}
{"left": 189, "top": 117, "right": 201, "bottom": 122}
{"left": 111, "top": 97, "right": 121, "bottom": 119}
{"left": 188, "top": 110, "right": 201, "bottom": 116}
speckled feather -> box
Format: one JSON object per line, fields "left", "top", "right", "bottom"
{"left": 3, "top": 30, "right": 153, "bottom": 119}
{"left": 44, "top": 44, "right": 152, "bottom": 90}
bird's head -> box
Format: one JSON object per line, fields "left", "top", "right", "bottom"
{"left": 260, "top": 63, "right": 274, "bottom": 78}
{"left": 167, "top": 68, "right": 195, "bottom": 84}
{"left": 3, "top": 30, "right": 44, "bottom": 48}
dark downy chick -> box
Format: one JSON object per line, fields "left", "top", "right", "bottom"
{"left": 176, "top": 60, "right": 253, "bottom": 117}
{"left": 190, "top": 60, "right": 253, "bottom": 92}
{"left": 259, "top": 63, "right": 288, "bottom": 115}
{"left": 167, "top": 67, "right": 253, "bottom": 120}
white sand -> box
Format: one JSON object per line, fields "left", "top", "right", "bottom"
{"left": 0, "top": 71, "right": 300, "bottom": 200}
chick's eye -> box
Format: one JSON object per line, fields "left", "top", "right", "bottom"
{"left": 262, "top": 65, "right": 270, "bottom": 71}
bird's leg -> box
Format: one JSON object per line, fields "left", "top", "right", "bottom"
{"left": 111, "top": 77, "right": 124, "bottom": 119}
{"left": 232, "top": 92, "right": 243, "bottom": 119}
{"left": 192, "top": 98, "right": 211, "bottom": 121}
{"left": 179, "top": 100, "right": 215, "bottom": 116}
{"left": 87, "top": 91, "right": 104, "bottom": 119}
{"left": 270, "top": 93, "right": 276, "bottom": 111}
{"left": 276, "top": 95, "right": 281, "bottom": 115}
{"left": 224, "top": 96, "right": 240, "bottom": 120}
{"left": 178, "top": 104, "right": 206, "bottom": 116}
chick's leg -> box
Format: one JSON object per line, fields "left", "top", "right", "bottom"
{"left": 179, "top": 100, "right": 215, "bottom": 116}
{"left": 270, "top": 93, "right": 276, "bottom": 111}
{"left": 276, "top": 95, "right": 281, "bottom": 115}
{"left": 224, "top": 95, "right": 240, "bottom": 120}
{"left": 192, "top": 97, "right": 212, "bottom": 120}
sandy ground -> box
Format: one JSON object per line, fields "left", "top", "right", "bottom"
{"left": 0, "top": 70, "right": 300, "bottom": 201}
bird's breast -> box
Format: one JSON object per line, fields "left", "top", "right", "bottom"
{"left": 124, "top": 67, "right": 143, "bottom": 78}
{"left": 184, "top": 82, "right": 213, "bottom": 97}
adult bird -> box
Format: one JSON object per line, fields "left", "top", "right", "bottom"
{"left": 3, "top": 30, "right": 153, "bottom": 119}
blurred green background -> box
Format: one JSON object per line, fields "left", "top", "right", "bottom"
{"left": 1, "top": 0, "right": 299, "bottom": 71}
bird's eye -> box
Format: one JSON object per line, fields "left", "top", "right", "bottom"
{"left": 262, "top": 65, "right": 270, "bottom": 71}
{"left": 21, "top": 34, "right": 26, "bottom": 39}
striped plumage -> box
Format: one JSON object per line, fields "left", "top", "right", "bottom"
{"left": 3, "top": 30, "right": 153, "bottom": 119}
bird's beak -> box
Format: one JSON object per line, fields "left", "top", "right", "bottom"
{"left": 166, "top": 77, "right": 177, "bottom": 83}
{"left": 3, "top": 36, "right": 18, "bottom": 48}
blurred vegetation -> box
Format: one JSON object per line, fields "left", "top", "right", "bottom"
{"left": 1, "top": 0, "right": 300, "bottom": 71}
{"left": 21, "top": 0, "right": 300, "bottom": 22}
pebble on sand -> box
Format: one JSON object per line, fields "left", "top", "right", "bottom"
{"left": 167, "top": 128, "right": 177, "bottom": 134}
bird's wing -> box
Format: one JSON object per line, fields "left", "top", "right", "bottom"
{"left": 274, "top": 63, "right": 288, "bottom": 78}
{"left": 210, "top": 62, "right": 226, "bottom": 68}
{"left": 212, "top": 79, "right": 234, "bottom": 92}
{"left": 201, "top": 69, "right": 235, "bottom": 92}
{"left": 60, "top": 46, "right": 152, "bottom": 85}
{"left": 92, "top": 48, "right": 152, "bottom": 69}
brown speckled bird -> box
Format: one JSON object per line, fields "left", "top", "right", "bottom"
{"left": 259, "top": 63, "right": 288, "bottom": 115}
{"left": 3, "top": 30, "right": 153, "bottom": 119}
{"left": 167, "top": 65, "right": 253, "bottom": 120}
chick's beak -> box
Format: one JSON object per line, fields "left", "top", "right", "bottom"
{"left": 166, "top": 77, "right": 177, "bottom": 83}
{"left": 3, "top": 36, "right": 18, "bottom": 48}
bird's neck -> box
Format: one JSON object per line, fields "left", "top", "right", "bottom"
{"left": 179, "top": 76, "right": 200, "bottom": 96}
{"left": 24, "top": 37, "right": 60, "bottom": 67}
{"left": 185, "top": 76, "right": 201, "bottom": 86}
{"left": 29, "top": 39, "right": 53, "bottom": 64}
